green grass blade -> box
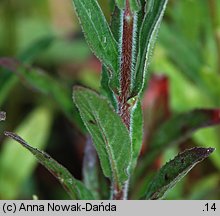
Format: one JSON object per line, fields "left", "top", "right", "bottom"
{"left": 73, "top": 86, "right": 131, "bottom": 189}
{"left": 4, "top": 131, "right": 94, "bottom": 200}
{"left": 0, "top": 107, "right": 53, "bottom": 199}
{"left": 145, "top": 147, "right": 215, "bottom": 200}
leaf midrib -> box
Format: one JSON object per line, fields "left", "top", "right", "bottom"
{"left": 92, "top": 109, "right": 120, "bottom": 188}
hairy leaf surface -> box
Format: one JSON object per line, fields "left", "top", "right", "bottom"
{"left": 72, "top": 0, "right": 119, "bottom": 73}
{"left": 4, "top": 132, "right": 94, "bottom": 200}
{"left": 132, "top": 0, "right": 168, "bottom": 96}
{"left": 145, "top": 147, "right": 215, "bottom": 200}
{"left": 142, "top": 109, "right": 220, "bottom": 169}
{"left": 130, "top": 99, "right": 143, "bottom": 173}
{"left": 73, "top": 87, "right": 131, "bottom": 189}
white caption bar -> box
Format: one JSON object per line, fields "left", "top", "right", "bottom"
{"left": 0, "top": 201, "right": 219, "bottom": 216}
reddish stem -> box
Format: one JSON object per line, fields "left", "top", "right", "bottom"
{"left": 113, "top": 0, "right": 135, "bottom": 200}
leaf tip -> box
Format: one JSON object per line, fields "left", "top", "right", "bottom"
{"left": 195, "top": 147, "right": 215, "bottom": 157}
{"left": 202, "top": 147, "right": 215, "bottom": 157}
{"left": 72, "top": 85, "right": 85, "bottom": 101}
{"left": 4, "top": 131, "right": 28, "bottom": 148}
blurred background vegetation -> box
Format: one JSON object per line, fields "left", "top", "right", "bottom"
{"left": 0, "top": 0, "right": 220, "bottom": 199}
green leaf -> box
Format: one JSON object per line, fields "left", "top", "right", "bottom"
{"left": 193, "top": 127, "right": 220, "bottom": 170}
{"left": 0, "top": 107, "right": 53, "bottom": 199}
{"left": 100, "top": 6, "right": 121, "bottom": 108}
{"left": 115, "top": 0, "right": 141, "bottom": 11}
{"left": 0, "top": 36, "right": 54, "bottom": 106}
{"left": 0, "top": 111, "right": 6, "bottom": 121}
{"left": 100, "top": 66, "right": 117, "bottom": 109}
{"left": 145, "top": 147, "right": 215, "bottom": 200}
{"left": 141, "top": 109, "right": 220, "bottom": 170}
{"left": 159, "top": 25, "right": 203, "bottom": 87}
{"left": 4, "top": 131, "right": 94, "bottom": 200}
{"left": 72, "top": 0, "right": 119, "bottom": 73}
{"left": 0, "top": 58, "right": 84, "bottom": 131}
{"left": 132, "top": 0, "right": 168, "bottom": 96}
{"left": 73, "top": 87, "right": 131, "bottom": 189}
{"left": 129, "top": 99, "right": 143, "bottom": 173}
{"left": 19, "top": 36, "right": 55, "bottom": 63}
{"left": 129, "top": 0, "right": 141, "bottom": 12}
{"left": 110, "top": 6, "right": 121, "bottom": 42}
{"left": 115, "top": 0, "right": 126, "bottom": 9}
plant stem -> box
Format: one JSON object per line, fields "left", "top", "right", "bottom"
{"left": 113, "top": 0, "right": 136, "bottom": 200}
{"left": 111, "top": 181, "right": 129, "bottom": 200}
{"left": 118, "top": 0, "right": 134, "bottom": 128}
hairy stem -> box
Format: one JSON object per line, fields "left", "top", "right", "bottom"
{"left": 113, "top": 0, "right": 136, "bottom": 200}
{"left": 118, "top": 0, "right": 134, "bottom": 128}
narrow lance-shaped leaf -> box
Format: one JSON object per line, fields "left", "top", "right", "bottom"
{"left": 0, "top": 58, "right": 84, "bottom": 131}
{"left": 131, "top": 0, "right": 168, "bottom": 96}
{"left": 141, "top": 109, "right": 220, "bottom": 170}
{"left": 72, "top": 0, "right": 119, "bottom": 73}
{"left": 4, "top": 132, "right": 94, "bottom": 200}
{"left": 0, "top": 111, "right": 6, "bottom": 121}
{"left": 145, "top": 147, "right": 215, "bottom": 200}
{"left": 129, "top": 99, "right": 143, "bottom": 173}
{"left": 100, "top": 66, "right": 117, "bottom": 109}
{"left": 73, "top": 87, "right": 131, "bottom": 189}
{"left": 0, "top": 36, "right": 54, "bottom": 106}
{"left": 100, "top": 6, "right": 121, "bottom": 108}
{"left": 19, "top": 36, "right": 55, "bottom": 63}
